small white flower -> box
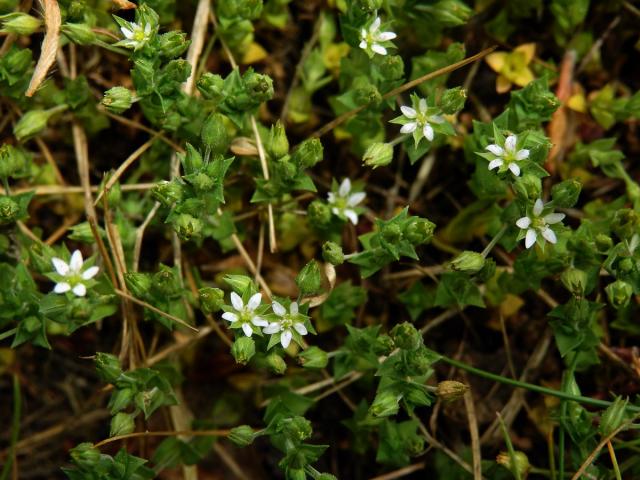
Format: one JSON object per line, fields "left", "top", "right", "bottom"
{"left": 119, "top": 21, "right": 152, "bottom": 50}
{"left": 327, "top": 178, "right": 366, "bottom": 225}
{"left": 222, "top": 292, "right": 268, "bottom": 337}
{"left": 359, "top": 16, "right": 396, "bottom": 57}
{"left": 516, "top": 199, "right": 565, "bottom": 249}
{"left": 51, "top": 250, "right": 99, "bottom": 297}
{"left": 485, "top": 134, "right": 530, "bottom": 177}
{"left": 398, "top": 98, "right": 444, "bottom": 143}
{"left": 263, "top": 301, "right": 308, "bottom": 349}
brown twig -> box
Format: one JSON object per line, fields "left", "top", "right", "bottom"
{"left": 463, "top": 384, "right": 483, "bottom": 480}
{"left": 114, "top": 288, "right": 199, "bottom": 332}
{"left": 26, "top": 0, "right": 61, "bottom": 97}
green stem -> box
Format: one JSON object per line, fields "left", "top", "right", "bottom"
{"left": 389, "top": 133, "right": 410, "bottom": 147}
{"left": 0, "top": 374, "right": 21, "bottom": 480}
{"left": 0, "top": 327, "right": 16, "bottom": 342}
{"left": 481, "top": 224, "right": 508, "bottom": 258}
{"left": 558, "top": 356, "right": 579, "bottom": 479}
{"left": 609, "top": 441, "right": 622, "bottom": 480}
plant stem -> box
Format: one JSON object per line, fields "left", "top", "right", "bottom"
{"left": 481, "top": 224, "right": 508, "bottom": 258}
{"left": 0, "top": 327, "right": 16, "bottom": 342}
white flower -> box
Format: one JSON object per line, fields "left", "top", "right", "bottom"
{"left": 485, "top": 134, "right": 530, "bottom": 177}
{"left": 516, "top": 199, "right": 565, "bottom": 249}
{"left": 263, "top": 301, "right": 308, "bottom": 349}
{"left": 222, "top": 292, "right": 268, "bottom": 337}
{"left": 119, "top": 21, "right": 152, "bottom": 50}
{"left": 327, "top": 178, "right": 366, "bottom": 225}
{"left": 399, "top": 98, "right": 444, "bottom": 142}
{"left": 359, "top": 17, "right": 396, "bottom": 56}
{"left": 51, "top": 250, "right": 99, "bottom": 297}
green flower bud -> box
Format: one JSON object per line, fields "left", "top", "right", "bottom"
{"left": 378, "top": 54, "right": 404, "bottom": 81}
{"left": 355, "top": 0, "right": 383, "bottom": 12}
{"left": 297, "top": 346, "right": 328, "bottom": 369}
{"left": 354, "top": 84, "right": 381, "bottom": 106}
{"left": 322, "top": 241, "right": 344, "bottom": 266}
{"left": 201, "top": 113, "right": 230, "bottom": 155}
{"left": 278, "top": 416, "right": 312, "bottom": 441}
{"left": 618, "top": 258, "right": 634, "bottom": 273}
{"left": 440, "top": 87, "right": 467, "bottom": 114}
{"left": 0, "top": 144, "right": 24, "bottom": 178}
{"left": 296, "top": 260, "right": 322, "bottom": 296}
{"left": 94, "top": 352, "right": 122, "bottom": 383}
{"left": 476, "top": 257, "right": 497, "bottom": 282}
{"left": 450, "top": 250, "right": 485, "bottom": 274}
{"left": 291, "top": 138, "right": 323, "bottom": 169}
{"left": 68, "top": 221, "right": 102, "bottom": 243}
{"left": 125, "top": 272, "right": 152, "bottom": 298}
{"left": 151, "top": 180, "right": 183, "bottom": 206}
{"left": 189, "top": 172, "right": 215, "bottom": 192}
{"left": 61, "top": 23, "right": 97, "bottom": 45}
{"left": 611, "top": 209, "right": 640, "bottom": 241}
{"left": 157, "top": 31, "right": 189, "bottom": 58}
{"left": 0, "top": 196, "right": 19, "bottom": 224}
{"left": 182, "top": 143, "right": 203, "bottom": 172}
{"left": 560, "top": 268, "right": 588, "bottom": 296}
{"left": 70, "top": 443, "right": 101, "bottom": 469}
{"left": 370, "top": 389, "right": 401, "bottom": 417}
{"left": 373, "top": 334, "right": 395, "bottom": 356}
{"left": 110, "top": 412, "right": 135, "bottom": 437}
{"left": 0, "top": 13, "right": 41, "bottom": 35}
{"left": 243, "top": 70, "right": 274, "bottom": 103}
{"left": 173, "top": 213, "right": 203, "bottom": 241}
{"left": 605, "top": 280, "right": 633, "bottom": 309}
{"left": 163, "top": 59, "right": 191, "bottom": 84}
{"left": 266, "top": 352, "right": 287, "bottom": 375}
{"left": 363, "top": 142, "right": 393, "bottom": 169}
{"left": 267, "top": 120, "right": 289, "bottom": 159}
{"left": 436, "top": 380, "right": 468, "bottom": 403}
{"left": 152, "top": 266, "right": 180, "bottom": 296}
{"left": 390, "top": 322, "right": 422, "bottom": 351}
{"left": 513, "top": 174, "right": 542, "bottom": 201}
{"left": 14, "top": 107, "right": 65, "bottom": 142}
{"left": 382, "top": 223, "right": 403, "bottom": 244}
{"left": 496, "top": 451, "right": 530, "bottom": 478}
{"left": 231, "top": 337, "right": 256, "bottom": 365}
{"left": 406, "top": 348, "right": 432, "bottom": 375}
{"left": 102, "top": 86, "right": 134, "bottom": 114}
{"left": 307, "top": 200, "right": 332, "bottom": 227}
{"left": 228, "top": 425, "right": 255, "bottom": 447}
{"left": 551, "top": 178, "right": 582, "bottom": 208}
{"left": 199, "top": 287, "right": 225, "bottom": 314}
{"left": 404, "top": 218, "right": 435, "bottom": 246}
{"left": 197, "top": 73, "right": 224, "bottom": 102}
{"left": 595, "top": 233, "right": 613, "bottom": 252}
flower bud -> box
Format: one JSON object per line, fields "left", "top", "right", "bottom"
{"left": 197, "top": 73, "right": 224, "bottom": 102}
{"left": 291, "top": 138, "right": 323, "bottom": 169}
{"left": 595, "top": 233, "right": 613, "bottom": 252}
{"left": 231, "top": 337, "right": 256, "bottom": 365}
{"left": 560, "top": 268, "right": 588, "bottom": 296}
{"left": 440, "top": 86, "right": 467, "bottom": 114}
{"left": 14, "top": 107, "right": 64, "bottom": 142}
{"left": 450, "top": 250, "right": 485, "bottom": 274}
{"left": 157, "top": 31, "right": 189, "bottom": 58}
{"left": 163, "top": 59, "right": 191, "bottom": 83}
{"left": 307, "top": 200, "right": 332, "bottom": 227}
{"left": 109, "top": 387, "right": 134, "bottom": 413}
{"left": 102, "top": 86, "right": 134, "bottom": 114}
{"left": 94, "top": 352, "right": 122, "bottom": 383}
{"left": 267, "top": 121, "right": 289, "bottom": 159}
{"left": 0, "top": 13, "right": 41, "bottom": 35}
{"left": 378, "top": 54, "right": 404, "bottom": 81}
{"left": 605, "top": 280, "right": 633, "bottom": 309}
{"left": 228, "top": 425, "right": 255, "bottom": 447}
{"left": 173, "top": 213, "right": 203, "bottom": 241}
{"left": 110, "top": 412, "right": 135, "bottom": 437}
{"left": 551, "top": 178, "right": 582, "bottom": 208}
{"left": 618, "top": 258, "right": 634, "bottom": 273}
{"left": 406, "top": 348, "right": 433, "bottom": 375}
{"left": 477, "top": 257, "right": 497, "bottom": 282}
{"left": 513, "top": 174, "right": 542, "bottom": 202}
{"left": 0, "top": 196, "right": 19, "bottom": 225}
{"left": 279, "top": 416, "right": 312, "bottom": 441}
{"left": 68, "top": 221, "right": 103, "bottom": 243}
{"left": 201, "top": 113, "right": 230, "bottom": 155}
{"left": 296, "top": 260, "right": 322, "bottom": 296}
{"left": 363, "top": 142, "right": 393, "bottom": 169}
{"left": 61, "top": 22, "right": 96, "bottom": 45}
{"left": 390, "top": 322, "right": 422, "bottom": 351}
{"left": 70, "top": 443, "right": 101, "bottom": 469}
{"left": 125, "top": 272, "right": 152, "bottom": 298}
{"left": 496, "top": 451, "right": 530, "bottom": 478}
{"left": 382, "top": 223, "right": 403, "bottom": 244}
{"left": 373, "top": 334, "right": 395, "bottom": 356}
{"left": 297, "top": 346, "right": 328, "bottom": 369}
{"left": 266, "top": 352, "right": 287, "bottom": 375}
{"left": 404, "top": 218, "right": 435, "bottom": 246}
{"left": 189, "top": 172, "right": 215, "bottom": 192}
{"left": 152, "top": 266, "right": 180, "bottom": 296}
{"left": 199, "top": 287, "right": 225, "bottom": 314}
{"left": 436, "top": 380, "right": 468, "bottom": 403}
{"left": 354, "top": 84, "right": 381, "bottom": 107}
{"left": 355, "top": 0, "right": 383, "bottom": 11}
{"left": 243, "top": 70, "right": 274, "bottom": 103}
{"left": 322, "top": 241, "right": 344, "bottom": 266}
{"left": 151, "top": 180, "right": 183, "bottom": 206}
{"left": 611, "top": 209, "right": 640, "bottom": 241}
{"left": 0, "top": 144, "right": 25, "bottom": 178}
{"left": 370, "top": 389, "right": 401, "bottom": 417}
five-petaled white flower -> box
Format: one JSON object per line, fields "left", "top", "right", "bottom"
{"left": 263, "top": 301, "right": 308, "bottom": 349}
{"left": 486, "top": 134, "right": 529, "bottom": 177}
{"left": 222, "top": 292, "right": 268, "bottom": 337}
{"left": 359, "top": 17, "right": 396, "bottom": 56}
{"left": 119, "top": 21, "right": 152, "bottom": 50}
{"left": 399, "top": 98, "right": 444, "bottom": 142}
{"left": 516, "top": 199, "right": 565, "bottom": 249}
{"left": 51, "top": 250, "right": 99, "bottom": 297}
{"left": 328, "top": 178, "right": 366, "bottom": 225}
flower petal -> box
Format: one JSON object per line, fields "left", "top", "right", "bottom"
{"left": 525, "top": 229, "right": 537, "bottom": 249}
{"left": 344, "top": 209, "right": 359, "bottom": 225}
{"left": 272, "top": 301, "right": 286, "bottom": 316}
{"left": 419, "top": 98, "right": 427, "bottom": 113}
{"left": 294, "top": 323, "right": 308, "bottom": 335}
{"left": 347, "top": 191, "right": 366, "bottom": 207}
{"left": 359, "top": 40, "right": 367, "bottom": 49}
{"left": 230, "top": 291, "right": 243, "bottom": 311}
{"left": 331, "top": 207, "right": 340, "bottom": 216}
{"left": 242, "top": 323, "right": 253, "bottom": 337}
{"left": 281, "top": 330, "right": 292, "bottom": 348}
{"left": 327, "top": 192, "right": 336, "bottom": 204}
{"left": 121, "top": 27, "right": 133, "bottom": 39}
{"left": 263, "top": 322, "right": 281, "bottom": 334}
{"left": 541, "top": 227, "right": 557, "bottom": 244}
{"left": 400, "top": 106, "right": 417, "bottom": 118}
{"left": 52, "top": 258, "right": 70, "bottom": 276}
{"left": 251, "top": 316, "right": 268, "bottom": 327}
{"left": 72, "top": 283, "right": 87, "bottom": 297}
{"left": 544, "top": 213, "right": 565, "bottom": 225}
{"left": 486, "top": 144, "right": 504, "bottom": 156}
{"left": 423, "top": 124, "right": 434, "bottom": 141}
{"left": 339, "top": 178, "right": 351, "bottom": 197}
{"left": 54, "top": 282, "right": 71, "bottom": 293}
{"left": 429, "top": 115, "right": 445, "bottom": 124}
{"left": 70, "top": 250, "right": 83, "bottom": 272}
{"left": 508, "top": 163, "right": 521, "bottom": 176}
{"left": 488, "top": 159, "right": 503, "bottom": 170}
{"left": 371, "top": 17, "right": 381, "bottom": 32}
{"left": 289, "top": 302, "right": 299, "bottom": 315}
{"left": 222, "top": 312, "right": 238, "bottom": 323}
{"left": 505, "top": 135, "right": 517, "bottom": 153}
{"left": 247, "top": 292, "right": 262, "bottom": 311}
{"left": 533, "top": 198, "right": 544, "bottom": 216}
{"left": 82, "top": 266, "right": 99, "bottom": 280}
{"left": 516, "top": 217, "right": 531, "bottom": 229}
{"left": 371, "top": 44, "right": 387, "bottom": 55}
{"left": 515, "top": 149, "right": 530, "bottom": 160}
{"left": 400, "top": 122, "right": 417, "bottom": 134}
{"left": 377, "top": 31, "right": 396, "bottom": 41}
